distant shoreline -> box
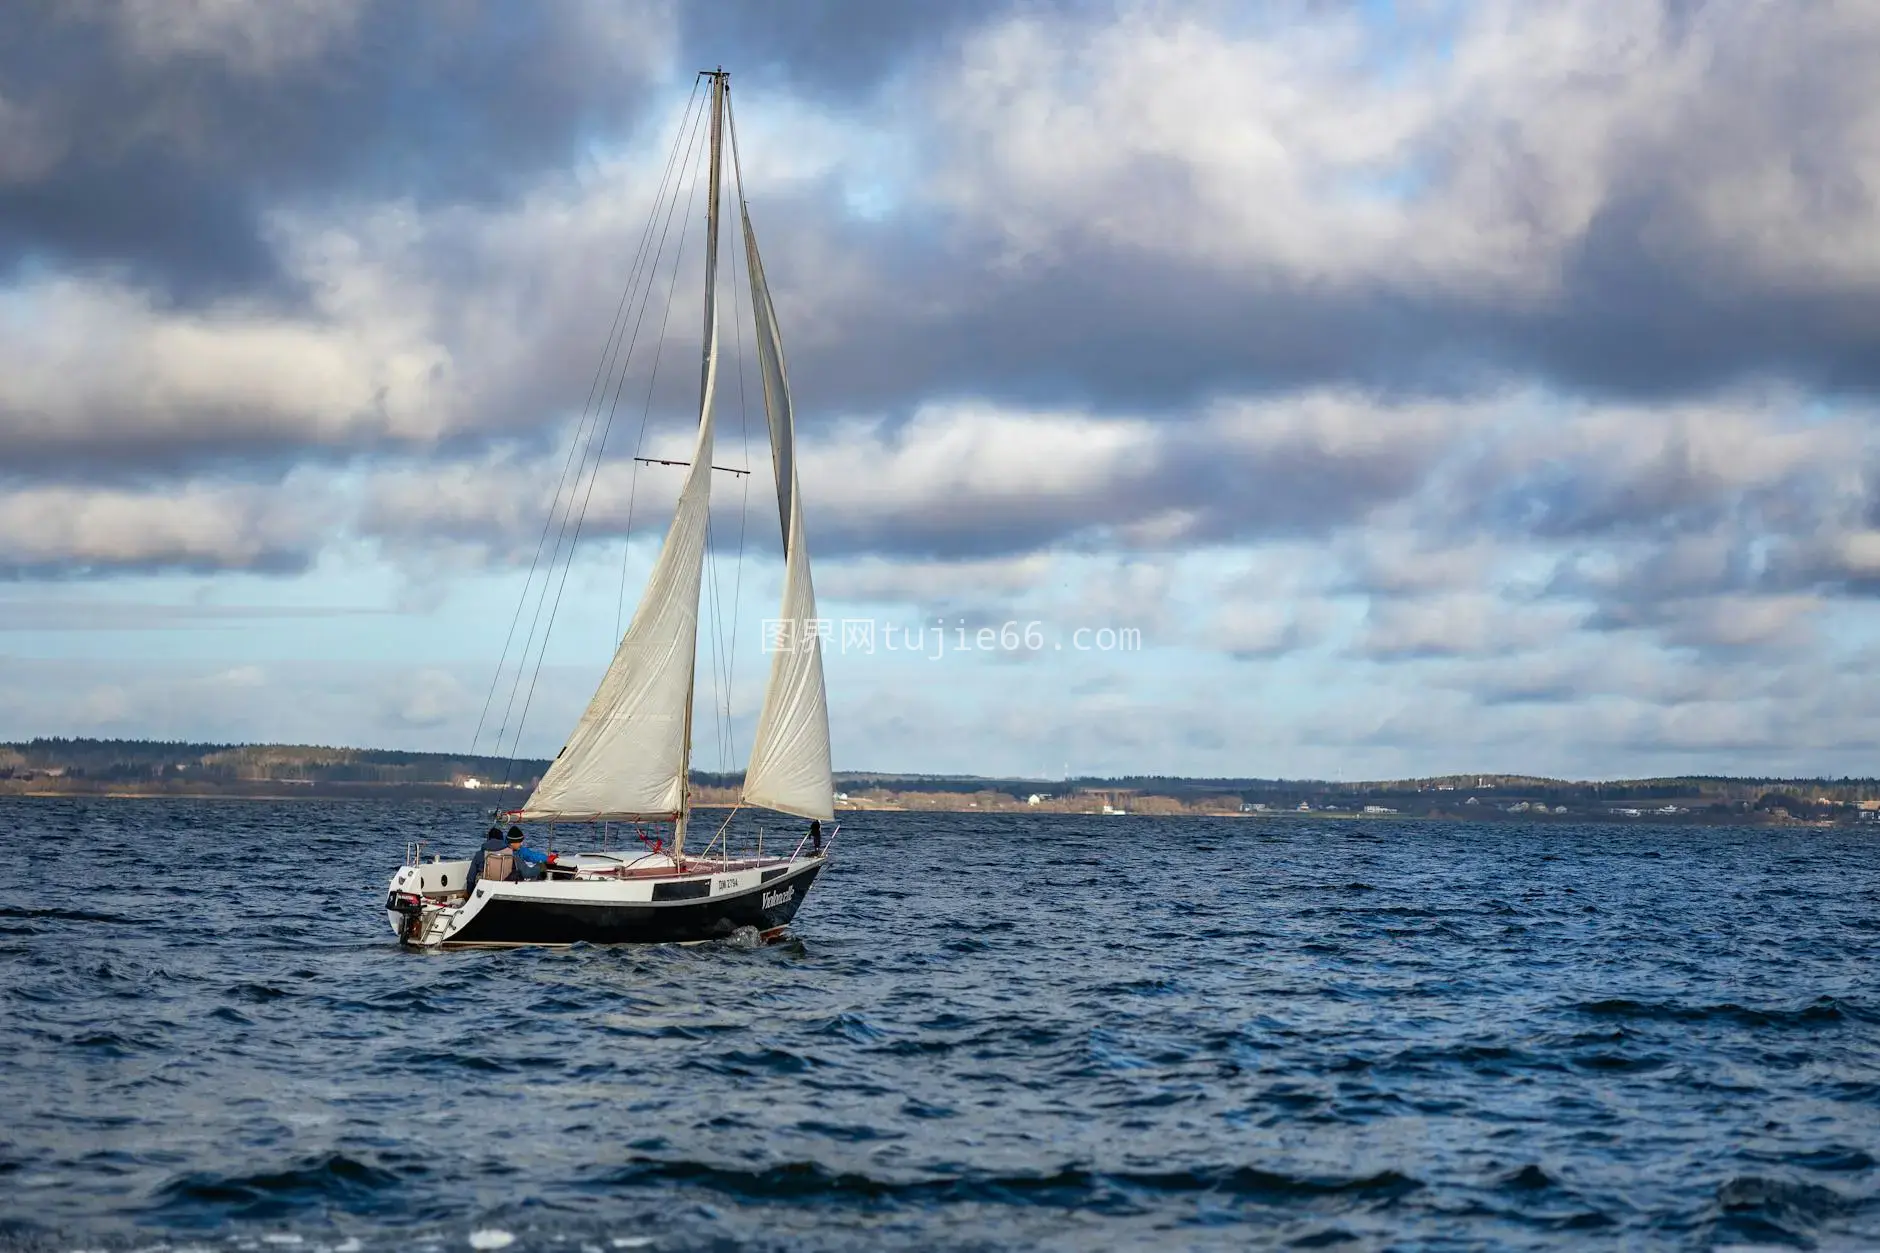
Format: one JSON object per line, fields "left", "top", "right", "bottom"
{"left": 2, "top": 739, "right": 1875, "bottom": 827}
{"left": 0, "top": 781, "right": 1856, "bottom": 827}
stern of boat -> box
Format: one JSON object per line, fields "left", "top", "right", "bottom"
{"left": 385, "top": 847, "right": 471, "bottom": 947}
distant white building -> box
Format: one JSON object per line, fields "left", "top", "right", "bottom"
{"left": 461, "top": 777, "right": 483, "bottom": 790}
{"left": 1363, "top": 805, "right": 1396, "bottom": 814}
{"left": 1027, "top": 793, "right": 1047, "bottom": 805}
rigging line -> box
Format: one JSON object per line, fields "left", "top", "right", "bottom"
{"left": 492, "top": 92, "right": 710, "bottom": 775}
{"left": 483, "top": 82, "right": 704, "bottom": 766}
{"left": 499, "top": 96, "right": 708, "bottom": 774}
{"left": 502, "top": 87, "right": 715, "bottom": 778}
{"left": 474, "top": 78, "right": 705, "bottom": 758}
{"left": 609, "top": 81, "right": 710, "bottom": 644}
{"left": 615, "top": 83, "right": 734, "bottom": 645}
{"left": 493, "top": 91, "right": 710, "bottom": 778}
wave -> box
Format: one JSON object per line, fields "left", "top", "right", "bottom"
{"left": 0, "top": 906, "right": 142, "bottom": 925}
{"left": 1500, "top": 1164, "right": 1555, "bottom": 1190}
{"left": 1713, "top": 1174, "right": 1850, "bottom": 1245}
{"left": 66, "top": 1031, "right": 158, "bottom": 1057}
{"left": 383, "top": 1049, "right": 512, "bottom": 1073}
{"left": 229, "top": 982, "right": 292, "bottom": 1002}
{"left": 1386, "top": 1044, "right": 1566, "bottom": 1073}
{"left": 1572, "top": 996, "right": 1869, "bottom": 1027}
{"left": 154, "top": 1153, "right": 405, "bottom": 1221}
{"left": 596, "top": 1158, "right": 1422, "bottom": 1207}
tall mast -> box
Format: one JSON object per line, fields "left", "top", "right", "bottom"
{"left": 672, "top": 68, "right": 727, "bottom": 867}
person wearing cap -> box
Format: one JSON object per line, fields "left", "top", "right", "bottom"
{"left": 467, "top": 825, "right": 506, "bottom": 888}
{"left": 505, "top": 825, "right": 550, "bottom": 881}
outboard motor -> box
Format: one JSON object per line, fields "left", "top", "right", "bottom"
{"left": 387, "top": 891, "right": 426, "bottom": 942}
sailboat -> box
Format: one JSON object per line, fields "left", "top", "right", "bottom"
{"left": 382, "top": 70, "right": 835, "bottom": 947}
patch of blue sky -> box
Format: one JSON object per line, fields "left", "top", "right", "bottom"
{"left": 0, "top": 259, "right": 58, "bottom": 324}
{"left": 1806, "top": 597, "right": 1880, "bottom": 660}
{"left": 1355, "top": 0, "right": 1462, "bottom": 76}
{"left": 1333, "top": 158, "right": 1433, "bottom": 206}
{"left": 574, "top": 82, "right": 710, "bottom": 176}
{"left": 841, "top": 178, "right": 898, "bottom": 223}
{"left": 720, "top": 84, "right": 913, "bottom": 225}
{"left": 1205, "top": 0, "right": 1459, "bottom": 81}
{"left": 0, "top": 562, "right": 399, "bottom": 665}
{"left": 1796, "top": 392, "right": 1872, "bottom": 429}
{"left": 1491, "top": 545, "right": 1567, "bottom": 599}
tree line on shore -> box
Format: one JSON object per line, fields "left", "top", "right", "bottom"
{"left": 1, "top": 739, "right": 1875, "bottom": 822}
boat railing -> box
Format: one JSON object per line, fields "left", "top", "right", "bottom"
{"left": 403, "top": 839, "right": 429, "bottom": 868}
{"left": 787, "top": 823, "right": 838, "bottom": 863}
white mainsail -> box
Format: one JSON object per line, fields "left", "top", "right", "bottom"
{"left": 510, "top": 346, "right": 718, "bottom": 822}
{"left": 514, "top": 74, "right": 730, "bottom": 824}
{"left": 740, "top": 212, "right": 834, "bottom": 821}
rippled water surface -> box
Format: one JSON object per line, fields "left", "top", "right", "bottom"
{"left": 2, "top": 799, "right": 1878, "bottom": 1250}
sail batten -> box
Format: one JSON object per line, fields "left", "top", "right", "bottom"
{"left": 739, "top": 211, "right": 834, "bottom": 822}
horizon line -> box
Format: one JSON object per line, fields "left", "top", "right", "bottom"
{"left": 4, "top": 737, "right": 1877, "bottom": 790}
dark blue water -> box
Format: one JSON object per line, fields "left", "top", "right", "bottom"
{"left": 2, "top": 800, "right": 1877, "bottom": 1251}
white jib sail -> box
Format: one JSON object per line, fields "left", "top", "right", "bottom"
{"left": 741, "top": 463, "right": 833, "bottom": 820}
{"left": 513, "top": 342, "right": 719, "bottom": 822}
{"left": 740, "top": 213, "right": 834, "bottom": 821}
{"left": 742, "top": 207, "right": 794, "bottom": 536}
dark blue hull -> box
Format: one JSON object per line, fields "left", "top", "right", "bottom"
{"left": 443, "top": 862, "right": 823, "bottom": 946}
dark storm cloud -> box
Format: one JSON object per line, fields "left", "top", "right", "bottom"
{"left": 764, "top": 223, "right": 1467, "bottom": 417}
{"left": 3, "top": 0, "right": 1880, "bottom": 586}
{"left": 748, "top": 205, "right": 1880, "bottom": 432}
{"left": 677, "top": 0, "right": 1009, "bottom": 97}
{"left": 0, "top": 0, "right": 668, "bottom": 300}
{"left": 728, "top": 0, "right": 1880, "bottom": 420}
{"left": 5, "top": 0, "right": 1878, "bottom": 419}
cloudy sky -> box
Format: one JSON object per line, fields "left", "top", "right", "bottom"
{"left": 3, "top": 0, "right": 1880, "bottom": 781}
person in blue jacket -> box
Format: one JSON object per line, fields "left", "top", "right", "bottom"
{"left": 505, "top": 826, "right": 549, "bottom": 880}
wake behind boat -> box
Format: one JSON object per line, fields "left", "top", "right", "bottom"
{"left": 384, "top": 69, "right": 838, "bottom": 948}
